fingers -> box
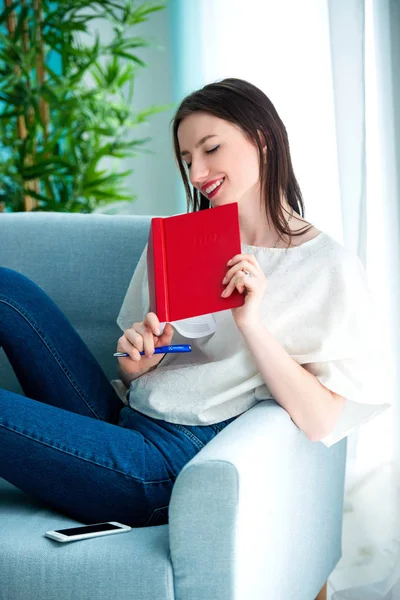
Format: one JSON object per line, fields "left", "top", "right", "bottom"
{"left": 222, "top": 272, "right": 248, "bottom": 297}
{"left": 159, "top": 322, "right": 174, "bottom": 345}
{"left": 227, "top": 254, "right": 260, "bottom": 268}
{"left": 222, "top": 256, "right": 267, "bottom": 298}
{"left": 222, "top": 263, "right": 255, "bottom": 298}
{"left": 143, "top": 312, "right": 162, "bottom": 336}
{"left": 117, "top": 322, "right": 155, "bottom": 363}
{"left": 116, "top": 333, "right": 141, "bottom": 362}
{"left": 117, "top": 326, "right": 145, "bottom": 361}
{"left": 117, "top": 313, "right": 173, "bottom": 362}
{"left": 223, "top": 257, "right": 260, "bottom": 283}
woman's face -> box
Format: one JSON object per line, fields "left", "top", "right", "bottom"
{"left": 177, "top": 112, "right": 262, "bottom": 208}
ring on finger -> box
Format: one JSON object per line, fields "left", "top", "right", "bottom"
{"left": 243, "top": 269, "right": 254, "bottom": 279}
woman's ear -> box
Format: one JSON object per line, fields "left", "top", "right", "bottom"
{"left": 256, "top": 129, "right": 267, "bottom": 156}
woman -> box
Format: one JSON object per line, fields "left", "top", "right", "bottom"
{"left": 0, "top": 78, "right": 389, "bottom": 528}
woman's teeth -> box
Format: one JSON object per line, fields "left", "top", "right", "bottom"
{"left": 205, "top": 178, "right": 224, "bottom": 195}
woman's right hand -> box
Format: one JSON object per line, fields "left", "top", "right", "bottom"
{"left": 116, "top": 312, "right": 174, "bottom": 378}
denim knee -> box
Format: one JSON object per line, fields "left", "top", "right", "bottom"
{"left": 0, "top": 267, "right": 31, "bottom": 296}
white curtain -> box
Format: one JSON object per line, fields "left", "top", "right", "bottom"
{"left": 175, "top": 0, "right": 400, "bottom": 596}
{"left": 328, "top": 0, "right": 397, "bottom": 491}
{"left": 330, "top": 0, "right": 400, "bottom": 597}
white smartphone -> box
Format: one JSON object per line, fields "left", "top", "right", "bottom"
{"left": 45, "top": 521, "right": 131, "bottom": 542}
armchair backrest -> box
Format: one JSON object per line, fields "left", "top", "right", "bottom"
{"left": 0, "top": 213, "right": 151, "bottom": 390}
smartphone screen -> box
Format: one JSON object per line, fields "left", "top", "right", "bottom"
{"left": 54, "top": 523, "right": 122, "bottom": 536}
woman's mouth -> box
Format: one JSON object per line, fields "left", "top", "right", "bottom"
{"left": 206, "top": 178, "right": 225, "bottom": 199}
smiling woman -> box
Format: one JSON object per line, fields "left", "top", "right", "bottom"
{"left": 108, "top": 79, "right": 389, "bottom": 450}
{"left": 172, "top": 77, "right": 317, "bottom": 249}
{"left": 137, "top": 77, "right": 389, "bottom": 446}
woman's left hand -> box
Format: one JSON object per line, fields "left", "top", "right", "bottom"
{"left": 221, "top": 253, "right": 268, "bottom": 329}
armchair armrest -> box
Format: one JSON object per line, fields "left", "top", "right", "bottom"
{"left": 168, "top": 400, "right": 347, "bottom": 600}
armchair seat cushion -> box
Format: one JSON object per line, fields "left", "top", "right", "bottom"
{"left": 0, "top": 478, "right": 174, "bottom": 600}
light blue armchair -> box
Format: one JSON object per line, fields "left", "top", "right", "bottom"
{"left": 0, "top": 213, "right": 347, "bottom": 600}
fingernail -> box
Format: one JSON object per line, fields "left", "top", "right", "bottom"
{"left": 222, "top": 277, "right": 227, "bottom": 284}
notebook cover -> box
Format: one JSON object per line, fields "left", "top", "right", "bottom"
{"left": 147, "top": 202, "right": 244, "bottom": 322}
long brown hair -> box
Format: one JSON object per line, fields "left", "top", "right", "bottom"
{"left": 171, "top": 77, "right": 313, "bottom": 247}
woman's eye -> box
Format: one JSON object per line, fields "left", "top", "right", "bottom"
{"left": 185, "top": 145, "right": 220, "bottom": 170}
{"left": 206, "top": 145, "right": 220, "bottom": 154}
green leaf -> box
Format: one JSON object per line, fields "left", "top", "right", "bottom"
{"left": 22, "top": 189, "right": 53, "bottom": 204}
{"left": 0, "top": 1, "right": 20, "bottom": 27}
{"left": 112, "top": 51, "right": 146, "bottom": 67}
{"left": 30, "top": 97, "right": 45, "bottom": 131}
{"left": 22, "top": 158, "right": 76, "bottom": 180}
{"left": 82, "top": 170, "right": 132, "bottom": 190}
{"left": 39, "top": 84, "right": 60, "bottom": 104}
{"left": 109, "top": 36, "right": 151, "bottom": 52}
{"left": 115, "top": 64, "right": 135, "bottom": 87}
{"left": 0, "top": 109, "right": 20, "bottom": 119}
{"left": 135, "top": 102, "right": 175, "bottom": 123}
{"left": 126, "top": 1, "right": 167, "bottom": 26}
{"left": 43, "top": 64, "right": 62, "bottom": 85}
{"left": 14, "top": 5, "right": 29, "bottom": 42}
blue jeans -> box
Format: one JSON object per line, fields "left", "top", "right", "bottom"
{"left": 0, "top": 268, "right": 237, "bottom": 527}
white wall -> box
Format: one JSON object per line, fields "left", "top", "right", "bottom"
{"left": 91, "top": 3, "right": 180, "bottom": 216}
{"left": 194, "top": 0, "right": 343, "bottom": 242}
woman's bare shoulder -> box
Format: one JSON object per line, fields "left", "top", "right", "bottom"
{"left": 289, "top": 214, "right": 321, "bottom": 247}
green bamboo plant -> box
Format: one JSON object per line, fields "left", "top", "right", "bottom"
{"left": 0, "top": 0, "right": 170, "bottom": 212}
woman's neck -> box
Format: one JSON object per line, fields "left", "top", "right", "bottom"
{"left": 239, "top": 200, "right": 294, "bottom": 247}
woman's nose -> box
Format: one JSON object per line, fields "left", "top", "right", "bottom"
{"left": 189, "top": 159, "right": 210, "bottom": 187}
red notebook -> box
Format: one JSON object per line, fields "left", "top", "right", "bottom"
{"left": 147, "top": 202, "right": 245, "bottom": 322}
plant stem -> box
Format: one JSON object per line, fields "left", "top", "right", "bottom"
{"left": 4, "top": 0, "right": 27, "bottom": 141}
{"left": 34, "top": 0, "right": 49, "bottom": 138}
{"left": 4, "top": 0, "right": 37, "bottom": 210}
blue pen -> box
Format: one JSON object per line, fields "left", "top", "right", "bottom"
{"left": 113, "top": 344, "right": 191, "bottom": 357}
